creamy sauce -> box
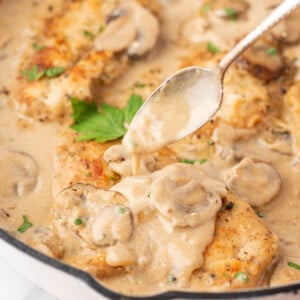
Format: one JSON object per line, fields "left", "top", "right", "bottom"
{"left": 123, "top": 68, "right": 221, "bottom": 155}
{"left": 1, "top": 0, "right": 300, "bottom": 296}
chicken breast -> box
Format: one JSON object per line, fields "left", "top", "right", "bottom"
{"left": 51, "top": 131, "right": 280, "bottom": 288}
{"left": 191, "top": 192, "right": 280, "bottom": 291}
{"left": 13, "top": 0, "right": 160, "bottom": 121}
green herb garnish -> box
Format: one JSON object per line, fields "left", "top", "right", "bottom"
{"left": 179, "top": 158, "right": 195, "bottom": 164}
{"left": 266, "top": 47, "right": 278, "bottom": 56}
{"left": 207, "top": 139, "right": 215, "bottom": 146}
{"left": 288, "top": 261, "right": 300, "bottom": 270}
{"left": 32, "top": 42, "right": 45, "bottom": 51}
{"left": 199, "top": 158, "right": 208, "bottom": 164}
{"left": 98, "top": 25, "right": 105, "bottom": 33}
{"left": 75, "top": 218, "right": 83, "bottom": 225}
{"left": 117, "top": 206, "right": 127, "bottom": 214}
{"left": 44, "top": 66, "right": 65, "bottom": 78}
{"left": 17, "top": 215, "right": 33, "bottom": 233}
{"left": 202, "top": 3, "right": 211, "bottom": 14}
{"left": 83, "top": 30, "right": 95, "bottom": 40}
{"left": 256, "top": 211, "right": 265, "bottom": 218}
{"left": 134, "top": 81, "right": 146, "bottom": 88}
{"left": 207, "top": 42, "right": 220, "bottom": 54}
{"left": 21, "top": 65, "right": 65, "bottom": 82}
{"left": 234, "top": 271, "right": 249, "bottom": 283}
{"left": 71, "top": 94, "right": 143, "bottom": 143}
{"left": 224, "top": 7, "right": 237, "bottom": 20}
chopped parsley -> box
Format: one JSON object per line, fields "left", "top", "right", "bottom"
{"left": 288, "top": 261, "right": 300, "bottom": 270}
{"left": 207, "top": 42, "right": 220, "bottom": 54}
{"left": 117, "top": 206, "right": 127, "bottom": 214}
{"left": 75, "top": 218, "right": 83, "bottom": 226}
{"left": 98, "top": 25, "right": 105, "bottom": 33}
{"left": 83, "top": 30, "right": 95, "bottom": 40}
{"left": 17, "top": 215, "right": 33, "bottom": 233}
{"left": 201, "top": 3, "right": 211, "bottom": 14}
{"left": 199, "top": 158, "right": 208, "bottom": 164}
{"left": 45, "top": 66, "right": 65, "bottom": 78}
{"left": 256, "top": 211, "right": 265, "bottom": 218}
{"left": 179, "top": 158, "right": 207, "bottom": 165}
{"left": 234, "top": 271, "right": 249, "bottom": 283}
{"left": 179, "top": 158, "right": 195, "bottom": 164}
{"left": 266, "top": 47, "right": 278, "bottom": 56}
{"left": 224, "top": 7, "right": 237, "bottom": 20}
{"left": 134, "top": 81, "right": 146, "bottom": 88}
{"left": 207, "top": 139, "right": 215, "bottom": 146}
{"left": 21, "top": 65, "right": 65, "bottom": 82}
{"left": 32, "top": 42, "right": 45, "bottom": 51}
{"left": 71, "top": 93, "right": 143, "bottom": 143}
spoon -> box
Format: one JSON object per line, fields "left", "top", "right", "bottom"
{"left": 123, "top": 0, "right": 300, "bottom": 155}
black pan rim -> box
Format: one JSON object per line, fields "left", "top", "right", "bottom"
{"left": 1, "top": 228, "right": 300, "bottom": 299}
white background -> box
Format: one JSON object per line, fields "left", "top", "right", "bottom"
{"left": 0, "top": 256, "right": 57, "bottom": 300}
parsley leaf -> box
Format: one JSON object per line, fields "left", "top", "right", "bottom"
{"left": 17, "top": 215, "right": 33, "bottom": 233}
{"left": 202, "top": 3, "right": 211, "bottom": 14}
{"left": 44, "top": 66, "right": 65, "bottom": 78}
{"left": 207, "top": 42, "right": 220, "bottom": 54}
{"left": 179, "top": 158, "right": 195, "bottom": 164}
{"left": 71, "top": 94, "right": 143, "bottom": 143}
{"left": 123, "top": 93, "right": 143, "bottom": 124}
{"left": 21, "top": 65, "right": 65, "bottom": 82}
{"left": 32, "top": 42, "right": 45, "bottom": 51}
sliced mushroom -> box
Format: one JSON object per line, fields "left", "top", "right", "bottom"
{"left": 223, "top": 157, "right": 281, "bottom": 207}
{"left": 106, "top": 243, "right": 135, "bottom": 267}
{"left": 91, "top": 205, "right": 133, "bottom": 246}
{"left": 271, "top": 7, "right": 300, "bottom": 45}
{"left": 150, "top": 163, "right": 223, "bottom": 227}
{"left": 54, "top": 183, "right": 129, "bottom": 248}
{"left": 238, "top": 41, "right": 285, "bottom": 81}
{"left": 259, "top": 126, "right": 292, "bottom": 155}
{"left": 213, "top": 0, "right": 249, "bottom": 19}
{"left": 0, "top": 149, "right": 38, "bottom": 197}
{"left": 94, "top": 1, "right": 159, "bottom": 56}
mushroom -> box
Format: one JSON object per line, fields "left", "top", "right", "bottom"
{"left": 0, "top": 149, "right": 38, "bottom": 198}
{"left": 94, "top": 1, "right": 159, "bottom": 56}
{"left": 91, "top": 205, "right": 133, "bottom": 246}
{"left": 213, "top": 0, "right": 249, "bottom": 19}
{"left": 106, "top": 243, "right": 135, "bottom": 267}
{"left": 54, "top": 183, "right": 130, "bottom": 247}
{"left": 238, "top": 41, "right": 285, "bottom": 81}
{"left": 271, "top": 7, "right": 300, "bottom": 45}
{"left": 223, "top": 157, "right": 281, "bottom": 207}
{"left": 150, "top": 163, "right": 223, "bottom": 227}
{"left": 258, "top": 126, "right": 292, "bottom": 155}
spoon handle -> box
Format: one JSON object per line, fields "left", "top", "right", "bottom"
{"left": 218, "top": 0, "right": 300, "bottom": 76}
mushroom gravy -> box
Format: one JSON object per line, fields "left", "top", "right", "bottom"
{"left": 1, "top": 0, "right": 300, "bottom": 296}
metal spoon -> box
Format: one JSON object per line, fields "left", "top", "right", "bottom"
{"left": 123, "top": 0, "right": 300, "bottom": 154}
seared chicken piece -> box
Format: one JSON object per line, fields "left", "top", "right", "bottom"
{"left": 52, "top": 131, "right": 280, "bottom": 286}
{"left": 13, "top": 0, "right": 160, "bottom": 121}
{"left": 191, "top": 192, "right": 280, "bottom": 290}
{"left": 53, "top": 130, "right": 177, "bottom": 197}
